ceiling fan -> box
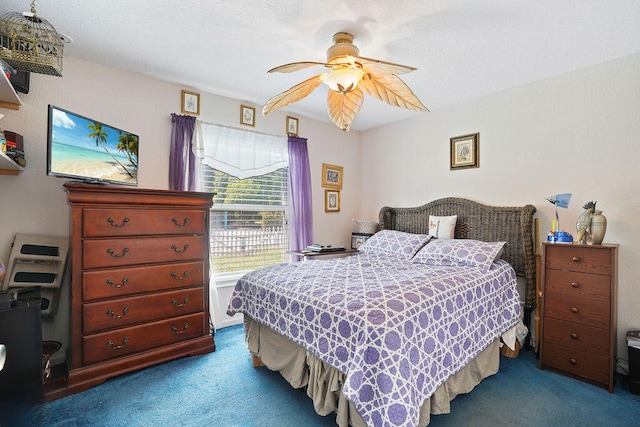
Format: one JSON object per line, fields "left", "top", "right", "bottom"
{"left": 262, "top": 32, "right": 428, "bottom": 132}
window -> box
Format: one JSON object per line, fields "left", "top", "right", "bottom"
{"left": 203, "top": 165, "right": 289, "bottom": 275}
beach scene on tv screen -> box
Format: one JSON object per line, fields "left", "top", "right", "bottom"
{"left": 50, "top": 108, "right": 138, "bottom": 184}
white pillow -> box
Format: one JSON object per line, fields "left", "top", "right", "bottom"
{"left": 428, "top": 215, "right": 457, "bottom": 239}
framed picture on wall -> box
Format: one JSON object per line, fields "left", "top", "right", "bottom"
{"left": 325, "top": 190, "right": 340, "bottom": 212}
{"left": 181, "top": 90, "right": 200, "bottom": 116}
{"left": 321, "top": 163, "right": 343, "bottom": 189}
{"left": 286, "top": 116, "right": 299, "bottom": 136}
{"left": 450, "top": 133, "right": 479, "bottom": 170}
{"left": 240, "top": 105, "right": 255, "bottom": 126}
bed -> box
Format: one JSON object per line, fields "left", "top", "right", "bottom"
{"left": 227, "top": 197, "right": 536, "bottom": 427}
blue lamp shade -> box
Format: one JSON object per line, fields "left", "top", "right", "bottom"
{"left": 546, "top": 193, "right": 572, "bottom": 209}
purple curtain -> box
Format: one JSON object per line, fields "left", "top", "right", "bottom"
{"left": 288, "top": 135, "right": 313, "bottom": 257}
{"left": 169, "top": 113, "right": 197, "bottom": 191}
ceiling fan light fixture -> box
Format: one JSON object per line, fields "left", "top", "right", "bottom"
{"left": 322, "top": 66, "right": 365, "bottom": 94}
{"left": 262, "top": 31, "right": 427, "bottom": 131}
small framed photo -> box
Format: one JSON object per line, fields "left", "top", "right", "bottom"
{"left": 321, "top": 163, "right": 343, "bottom": 189}
{"left": 181, "top": 90, "right": 200, "bottom": 116}
{"left": 351, "top": 234, "right": 372, "bottom": 249}
{"left": 450, "top": 133, "right": 479, "bottom": 170}
{"left": 286, "top": 116, "right": 299, "bottom": 136}
{"left": 325, "top": 190, "right": 340, "bottom": 212}
{"left": 240, "top": 105, "right": 255, "bottom": 126}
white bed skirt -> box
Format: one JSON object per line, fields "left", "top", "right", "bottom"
{"left": 244, "top": 315, "right": 500, "bottom": 427}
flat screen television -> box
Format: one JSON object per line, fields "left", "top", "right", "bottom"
{"left": 47, "top": 105, "right": 138, "bottom": 186}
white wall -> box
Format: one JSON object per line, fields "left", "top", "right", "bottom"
{"left": 0, "top": 56, "right": 361, "bottom": 361}
{"left": 360, "top": 53, "right": 640, "bottom": 366}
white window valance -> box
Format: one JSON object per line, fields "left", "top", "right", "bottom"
{"left": 194, "top": 121, "right": 288, "bottom": 179}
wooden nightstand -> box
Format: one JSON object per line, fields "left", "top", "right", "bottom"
{"left": 539, "top": 242, "right": 618, "bottom": 392}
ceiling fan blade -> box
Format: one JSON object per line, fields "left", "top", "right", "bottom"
{"left": 268, "top": 61, "right": 328, "bottom": 73}
{"left": 355, "top": 56, "right": 416, "bottom": 75}
{"left": 327, "top": 87, "right": 364, "bottom": 132}
{"left": 262, "top": 74, "right": 324, "bottom": 115}
{"left": 359, "top": 74, "right": 429, "bottom": 112}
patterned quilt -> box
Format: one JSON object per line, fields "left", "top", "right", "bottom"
{"left": 227, "top": 252, "right": 520, "bottom": 427}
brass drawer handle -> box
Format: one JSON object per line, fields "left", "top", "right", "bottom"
{"left": 571, "top": 281, "right": 580, "bottom": 288}
{"left": 172, "top": 218, "right": 190, "bottom": 227}
{"left": 171, "top": 244, "right": 189, "bottom": 254}
{"left": 172, "top": 323, "right": 190, "bottom": 334}
{"left": 569, "top": 358, "right": 577, "bottom": 365}
{"left": 106, "top": 278, "right": 129, "bottom": 288}
{"left": 171, "top": 271, "right": 189, "bottom": 280}
{"left": 107, "top": 217, "right": 130, "bottom": 227}
{"left": 107, "top": 337, "right": 129, "bottom": 350}
{"left": 571, "top": 307, "right": 579, "bottom": 314}
{"left": 570, "top": 333, "right": 579, "bottom": 340}
{"left": 572, "top": 256, "right": 581, "bottom": 262}
{"left": 107, "top": 248, "right": 129, "bottom": 257}
{"left": 107, "top": 307, "right": 129, "bottom": 319}
{"left": 172, "top": 298, "right": 190, "bottom": 308}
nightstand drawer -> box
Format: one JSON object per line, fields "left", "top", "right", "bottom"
{"left": 544, "top": 293, "right": 609, "bottom": 329}
{"left": 544, "top": 245, "right": 612, "bottom": 275}
{"left": 542, "top": 342, "right": 609, "bottom": 385}
{"left": 83, "top": 287, "right": 204, "bottom": 334}
{"left": 84, "top": 208, "right": 206, "bottom": 237}
{"left": 542, "top": 318, "right": 609, "bottom": 356}
{"left": 544, "top": 269, "right": 610, "bottom": 302}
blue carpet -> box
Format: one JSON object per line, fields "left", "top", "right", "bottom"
{"left": 5, "top": 324, "right": 640, "bottom": 426}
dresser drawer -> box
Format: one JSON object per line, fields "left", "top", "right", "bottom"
{"left": 544, "top": 269, "right": 610, "bottom": 302}
{"left": 83, "top": 235, "right": 205, "bottom": 269}
{"left": 82, "top": 312, "right": 204, "bottom": 365}
{"left": 544, "top": 293, "right": 609, "bottom": 329}
{"left": 83, "top": 208, "right": 206, "bottom": 237}
{"left": 542, "top": 317, "right": 609, "bottom": 356}
{"left": 542, "top": 341, "right": 609, "bottom": 385}
{"left": 82, "top": 261, "right": 204, "bottom": 301}
{"left": 83, "top": 287, "right": 204, "bottom": 334}
{"left": 544, "top": 245, "right": 612, "bottom": 275}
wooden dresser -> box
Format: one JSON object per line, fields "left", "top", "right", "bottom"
{"left": 539, "top": 242, "right": 618, "bottom": 392}
{"left": 65, "top": 184, "right": 215, "bottom": 394}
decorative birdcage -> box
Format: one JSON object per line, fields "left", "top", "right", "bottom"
{"left": 0, "top": 0, "right": 63, "bottom": 76}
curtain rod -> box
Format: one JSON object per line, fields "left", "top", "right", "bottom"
{"left": 196, "top": 119, "right": 284, "bottom": 139}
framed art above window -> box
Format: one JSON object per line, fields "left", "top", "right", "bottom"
{"left": 286, "top": 116, "right": 299, "bottom": 136}
{"left": 450, "top": 133, "right": 479, "bottom": 170}
{"left": 181, "top": 90, "right": 200, "bottom": 116}
{"left": 241, "top": 105, "right": 256, "bottom": 127}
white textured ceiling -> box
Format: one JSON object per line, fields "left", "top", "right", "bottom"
{"left": 2, "top": 0, "right": 639, "bottom": 131}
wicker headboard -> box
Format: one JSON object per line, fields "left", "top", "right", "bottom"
{"left": 378, "top": 197, "right": 537, "bottom": 307}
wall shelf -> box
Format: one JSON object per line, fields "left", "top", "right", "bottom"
{"left": 0, "top": 71, "right": 21, "bottom": 110}
{"left": 0, "top": 150, "right": 23, "bottom": 175}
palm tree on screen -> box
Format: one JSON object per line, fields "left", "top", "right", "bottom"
{"left": 116, "top": 132, "right": 138, "bottom": 168}
{"left": 88, "top": 122, "right": 134, "bottom": 179}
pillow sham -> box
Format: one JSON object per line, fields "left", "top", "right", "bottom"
{"left": 358, "top": 229, "right": 432, "bottom": 260}
{"left": 428, "top": 215, "right": 457, "bottom": 239}
{"left": 412, "top": 238, "right": 506, "bottom": 272}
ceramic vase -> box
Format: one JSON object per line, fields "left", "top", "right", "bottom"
{"left": 590, "top": 210, "right": 607, "bottom": 245}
